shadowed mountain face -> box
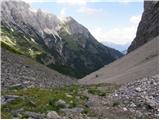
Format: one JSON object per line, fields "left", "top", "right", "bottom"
{"left": 128, "top": 1, "right": 159, "bottom": 53}
{"left": 1, "top": 1, "right": 123, "bottom": 78}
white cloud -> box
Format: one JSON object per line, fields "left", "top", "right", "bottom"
{"left": 90, "top": 26, "right": 137, "bottom": 45}
{"left": 89, "top": 14, "right": 142, "bottom": 45}
{"left": 59, "top": 8, "right": 66, "bottom": 17}
{"left": 129, "top": 15, "right": 141, "bottom": 24}
{"left": 78, "top": 7, "right": 103, "bottom": 15}
{"left": 21, "top": 0, "right": 50, "bottom": 3}
{"left": 55, "top": 0, "right": 86, "bottom": 6}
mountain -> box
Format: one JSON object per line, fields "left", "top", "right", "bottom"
{"left": 128, "top": 1, "right": 159, "bottom": 53}
{"left": 1, "top": 0, "right": 123, "bottom": 78}
{"left": 79, "top": 1, "right": 159, "bottom": 85}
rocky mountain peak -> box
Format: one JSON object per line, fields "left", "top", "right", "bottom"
{"left": 60, "top": 16, "right": 89, "bottom": 36}
{"left": 127, "top": 1, "right": 159, "bottom": 53}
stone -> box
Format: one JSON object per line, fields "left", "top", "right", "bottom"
{"left": 47, "top": 111, "right": 60, "bottom": 119}
{"left": 65, "top": 93, "right": 72, "bottom": 98}
{"left": 60, "top": 107, "right": 84, "bottom": 113}
{"left": 1, "top": 95, "right": 20, "bottom": 105}
{"left": 123, "top": 107, "right": 127, "bottom": 111}
{"left": 55, "top": 99, "right": 68, "bottom": 108}
{"left": 11, "top": 108, "right": 24, "bottom": 117}
{"left": 85, "top": 100, "right": 93, "bottom": 107}
{"left": 135, "top": 111, "right": 143, "bottom": 118}
{"left": 130, "top": 102, "right": 136, "bottom": 107}
{"left": 9, "top": 84, "right": 23, "bottom": 89}
{"left": 135, "top": 87, "right": 142, "bottom": 92}
{"left": 145, "top": 96, "right": 157, "bottom": 108}
{"left": 23, "top": 111, "right": 45, "bottom": 119}
{"left": 114, "top": 93, "right": 118, "bottom": 97}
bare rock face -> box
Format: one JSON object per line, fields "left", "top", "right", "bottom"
{"left": 128, "top": 1, "right": 159, "bottom": 53}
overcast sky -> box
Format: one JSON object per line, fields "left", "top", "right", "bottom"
{"left": 23, "top": 0, "right": 143, "bottom": 46}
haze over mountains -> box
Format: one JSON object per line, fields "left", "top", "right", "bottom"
{"left": 102, "top": 41, "right": 130, "bottom": 53}
{"left": 1, "top": 0, "right": 123, "bottom": 78}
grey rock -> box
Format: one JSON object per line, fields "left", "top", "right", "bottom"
{"left": 145, "top": 96, "right": 157, "bottom": 108}
{"left": 60, "top": 107, "right": 84, "bottom": 113}
{"left": 11, "top": 108, "right": 24, "bottom": 117}
{"left": 46, "top": 111, "right": 60, "bottom": 119}
{"left": 23, "top": 111, "right": 45, "bottom": 119}
{"left": 135, "top": 111, "right": 143, "bottom": 118}
{"left": 9, "top": 84, "right": 24, "bottom": 89}
{"left": 122, "top": 107, "right": 127, "bottom": 111}
{"left": 55, "top": 99, "right": 68, "bottom": 108}
{"left": 1, "top": 95, "right": 20, "bottom": 105}
{"left": 135, "top": 87, "right": 142, "bottom": 92}
{"left": 130, "top": 102, "right": 136, "bottom": 107}
{"left": 85, "top": 100, "right": 93, "bottom": 107}
{"left": 65, "top": 93, "right": 72, "bottom": 98}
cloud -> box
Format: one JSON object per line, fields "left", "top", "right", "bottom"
{"left": 59, "top": 8, "right": 66, "bottom": 17}
{"left": 78, "top": 7, "right": 103, "bottom": 15}
{"left": 90, "top": 14, "right": 142, "bottom": 45}
{"left": 90, "top": 26, "right": 137, "bottom": 45}
{"left": 55, "top": 0, "right": 86, "bottom": 6}
{"left": 21, "top": 0, "right": 50, "bottom": 3}
{"left": 129, "top": 15, "right": 141, "bottom": 24}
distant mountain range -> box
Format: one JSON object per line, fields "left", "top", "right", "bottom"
{"left": 1, "top": 0, "right": 123, "bottom": 78}
{"left": 102, "top": 41, "right": 130, "bottom": 53}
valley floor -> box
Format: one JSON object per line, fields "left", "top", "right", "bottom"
{"left": 1, "top": 74, "right": 158, "bottom": 119}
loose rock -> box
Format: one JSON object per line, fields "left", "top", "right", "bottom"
{"left": 47, "top": 111, "right": 60, "bottom": 119}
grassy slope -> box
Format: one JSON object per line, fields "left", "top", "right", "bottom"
{"left": 0, "top": 26, "right": 45, "bottom": 59}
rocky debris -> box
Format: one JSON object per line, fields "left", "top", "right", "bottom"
{"left": 60, "top": 107, "right": 84, "bottom": 113}
{"left": 128, "top": 1, "right": 159, "bottom": 53}
{"left": 46, "top": 111, "right": 60, "bottom": 119}
{"left": 55, "top": 99, "right": 68, "bottom": 108}
{"left": 60, "top": 108, "right": 88, "bottom": 119}
{"left": 1, "top": 48, "right": 76, "bottom": 89}
{"left": 1, "top": 95, "right": 20, "bottom": 105}
{"left": 109, "top": 74, "right": 159, "bottom": 118}
{"left": 23, "top": 111, "right": 45, "bottom": 119}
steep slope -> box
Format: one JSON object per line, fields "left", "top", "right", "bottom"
{"left": 79, "top": 36, "right": 159, "bottom": 85}
{"left": 128, "top": 1, "right": 159, "bottom": 53}
{"left": 1, "top": 0, "right": 123, "bottom": 78}
{"left": 1, "top": 48, "right": 76, "bottom": 89}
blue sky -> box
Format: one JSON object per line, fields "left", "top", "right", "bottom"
{"left": 25, "top": 0, "right": 143, "bottom": 46}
